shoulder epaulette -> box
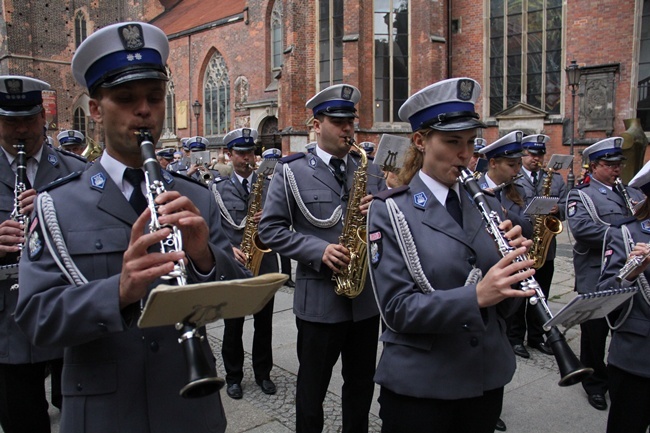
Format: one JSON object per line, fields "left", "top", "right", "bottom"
{"left": 280, "top": 153, "right": 305, "bottom": 164}
{"left": 575, "top": 183, "right": 590, "bottom": 190}
{"left": 53, "top": 147, "right": 88, "bottom": 163}
{"left": 37, "top": 171, "right": 83, "bottom": 193}
{"left": 373, "top": 185, "right": 409, "bottom": 201}
{"left": 212, "top": 176, "right": 228, "bottom": 183}
{"left": 612, "top": 216, "right": 637, "bottom": 228}
{"left": 168, "top": 170, "right": 208, "bottom": 188}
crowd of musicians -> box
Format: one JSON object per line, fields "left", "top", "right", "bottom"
{"left": 1, "top": 20, "right": 650, "bottom": 433}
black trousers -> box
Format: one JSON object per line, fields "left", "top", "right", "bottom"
{"left": 221, "top": 297, "right": 275, "bottom": 385}
{"left": 508, "top": 259, "right": 554, "bottom": 345}
{"left": 0, "top": 360, "right": 61, "bottom": 433}
{"left": 607, "top": 365, "right": 650, "bottom": 433}
{"left": 295, "top": 315, "right": 379, "bottom": 433}
{"left": 580, "top": 317, "right": 609, "bottom": 395}
{"left": 379, "top": 386, "right": 504, "bottom": 433}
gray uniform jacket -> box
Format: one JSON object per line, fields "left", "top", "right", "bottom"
{"left": 597, "top": 220, "right": 650, "bottom": 379}
{"left": 516, "top": 169, "right": 567, "bottom": 261}
{"left": 567, "top": 178, "right": 644, "bottom": 294}
{"left": 211, "top": 172, "right": 278, "bottom": 274}
{"left": 15, "top": 162, "right": 248, "bottom": 433}
{"left": 0, "top": 145, "right": 86, "bottom": 364}
{"left": 367, "top": 175, "right": 519, "bottom": 399}
{"left": 258, "top": 149, "right": 385, "bottom": 323}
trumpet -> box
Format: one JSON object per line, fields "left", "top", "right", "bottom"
{"left": 137, "top": 130, "right": 224, "bottom": 398}
{"left": 459, "top": 167, "right": 593, "bottom": 386}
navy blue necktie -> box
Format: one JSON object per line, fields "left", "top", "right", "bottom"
{"left": 124, "top": 168, "right": 147, "bottom": 215}
{"left": 330, "top": 158, "right": 347, "bottom": 186}
{"left": 446, "top": 189, "right": 463, "bottom": 228}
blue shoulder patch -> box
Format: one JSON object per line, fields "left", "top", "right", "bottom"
{"left": 373, "top": 185, "right": 409, "bottom": 201}
{"left": 641, "top": 219, "right": 650, "bottom": 233}
{"left": 37, "top": 171, "right": 83, "bottom": 193}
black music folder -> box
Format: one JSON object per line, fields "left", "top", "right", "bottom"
{"left": 138, "top": 273, "right": 288, "bottom": 328}
{"left": 544, "top": 287, "right": 638, "bottom": 330}
{"left": 0, "top": 263, "right": 19, "bottom": 281}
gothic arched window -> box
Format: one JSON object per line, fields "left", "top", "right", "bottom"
{"left": 203, "top": 52, "right": 230, "bottom": 136}
{"left": 75, "top": 11, "right": 87, "bottom": 48}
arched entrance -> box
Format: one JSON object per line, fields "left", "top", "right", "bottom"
{"left": 258, "top": 116, "right": 281, "bottom": 155}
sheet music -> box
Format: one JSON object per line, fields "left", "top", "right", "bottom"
{"left": 524, "top": 196, "right": 560, "bottom": 215}
{"left": 544, "top": 287, "right": 638, "bottom": 330}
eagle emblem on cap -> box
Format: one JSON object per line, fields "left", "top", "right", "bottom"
{"left": 341, "top": 86, "right": 353, "bottom": 101}
{"left": 119, "top": 24, "right": 145, "bottom": 50}
{"left": 242, "top": 128, "right": 251, "bottom": 141}
{"left": 5, "top": 79, "right": 22, "bottom": 94}
{"left": 457, "top": 79, "right": 474, "bottom": 101}
{"left": 537, "top": 135, "right": 544, "bottom": 143}
{"left": 68, "top": 131, "right": 75, "bottom": 137}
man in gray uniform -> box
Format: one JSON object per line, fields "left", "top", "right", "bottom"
{"left": 15, "top": 22, "right": 247, "bottom": 433}
{"left": 0, "top": 76, "right": 87, "bottom": 433}
{"left": 567, "top": 137, "right": 644, "bottom": 411}
{"left": 510, "top": 134, "right": 567, "bottom": 357}
{"left": 258, "top": 84, "right": 385, "bottom": 433}
{"left": 212, "top": 128, "right": 278, "bottom": 399}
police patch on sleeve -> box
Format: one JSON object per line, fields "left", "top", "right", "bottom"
{"left": 27, "top": 216, "right": 44, "bottom": 261}
{"left": 567, "top": 201, "right": 577, "bottom": 217}
{"left": 641, "top": 219, "right": 650, "bottom": 233}
{"left": 369, "top": 231, "right": 382, "bottom": 268}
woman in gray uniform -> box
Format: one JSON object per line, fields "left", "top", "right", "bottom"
{"left": 366, "top": 78, "right": 534, "bottom": 433}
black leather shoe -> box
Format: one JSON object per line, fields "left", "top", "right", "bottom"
{"left": 226, "top": 383, "right": 243, "bottom": 400}
{"left": 512, "top": 344, "right": 530, "bottom": 359}
{"left": 285, "top": 279, "right": 296, "bottom": 288}
{"left": 256, "top": 378, "right": 277, "bottom": 395}
{"left": 495, "top": 417, "right": 507, "bottom": 431}
{"left": 588, "top": 393, "right": 607, "bottom": 410}
{"left": 529, "top": 341, "right": 554, "bottom": 355}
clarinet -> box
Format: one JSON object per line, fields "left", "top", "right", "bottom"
{"left": 614, "top": 178, "right": 637, "bottom": 216}
{"left": 137, "top": 130, "right": 187, "bottom": 286}
{"left": 458, "top": 166, "right": 593, "bottom": 387}
{"left": 4, "top": 141, "right": 28, "bottom": 290}
{"left": 136, "top": 130, "right": 224, "bottom": 398}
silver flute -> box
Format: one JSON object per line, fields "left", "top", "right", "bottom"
{"left": 616, "top": 246, "right": 650, "bottom": 282}
{"left": 136, "top": 130, "right": 187, "bottom": 286}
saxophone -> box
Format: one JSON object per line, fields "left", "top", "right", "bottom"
{"left": 529, "top": 168, "right": 563, "bottom": 269}
{"left": 240, "top": 164, "right": 271, "bottom": 276}
{"left": 333, "top": 137, "right": 369, "bottom": 298}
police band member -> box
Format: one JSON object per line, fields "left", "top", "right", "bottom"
{"left": 478, "top": 131, "right": 533, "bottom": 239}
{"left": 212, "top": 128, "right": 279, "bottom": 400}
{"left": 15, "top": 22, "right": 248, "bottom": 433}
{"left": 366, "top": 77, "right": 534, "bottom": 433}
{"left": 469, "top": 137, "right": 486, "bottom": 173}
{"left": 567, "top": 137, "right": 644, "bottom": 411}
{"left": 0, "top": 76, "right": 87, "bottom": 433}
{"left": 597, "top": 159, "right": 650, "bottom": 433}
{"left": 57, "top": 129, "right": 86, "bottom": 156}
{"left": 167, "top": 139, "right": 191, "bottom": 173}
{"left": 183, "top": 136, "right": 218, "bottom": 181}
{"left": 258, "top": 84, "right": 385, "bottom": 433}
{"left": 509, "top": 134, "right": 567, "bottom": 358}
{"left": 155, "top": 148, "right": 175, "bottom": 170}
